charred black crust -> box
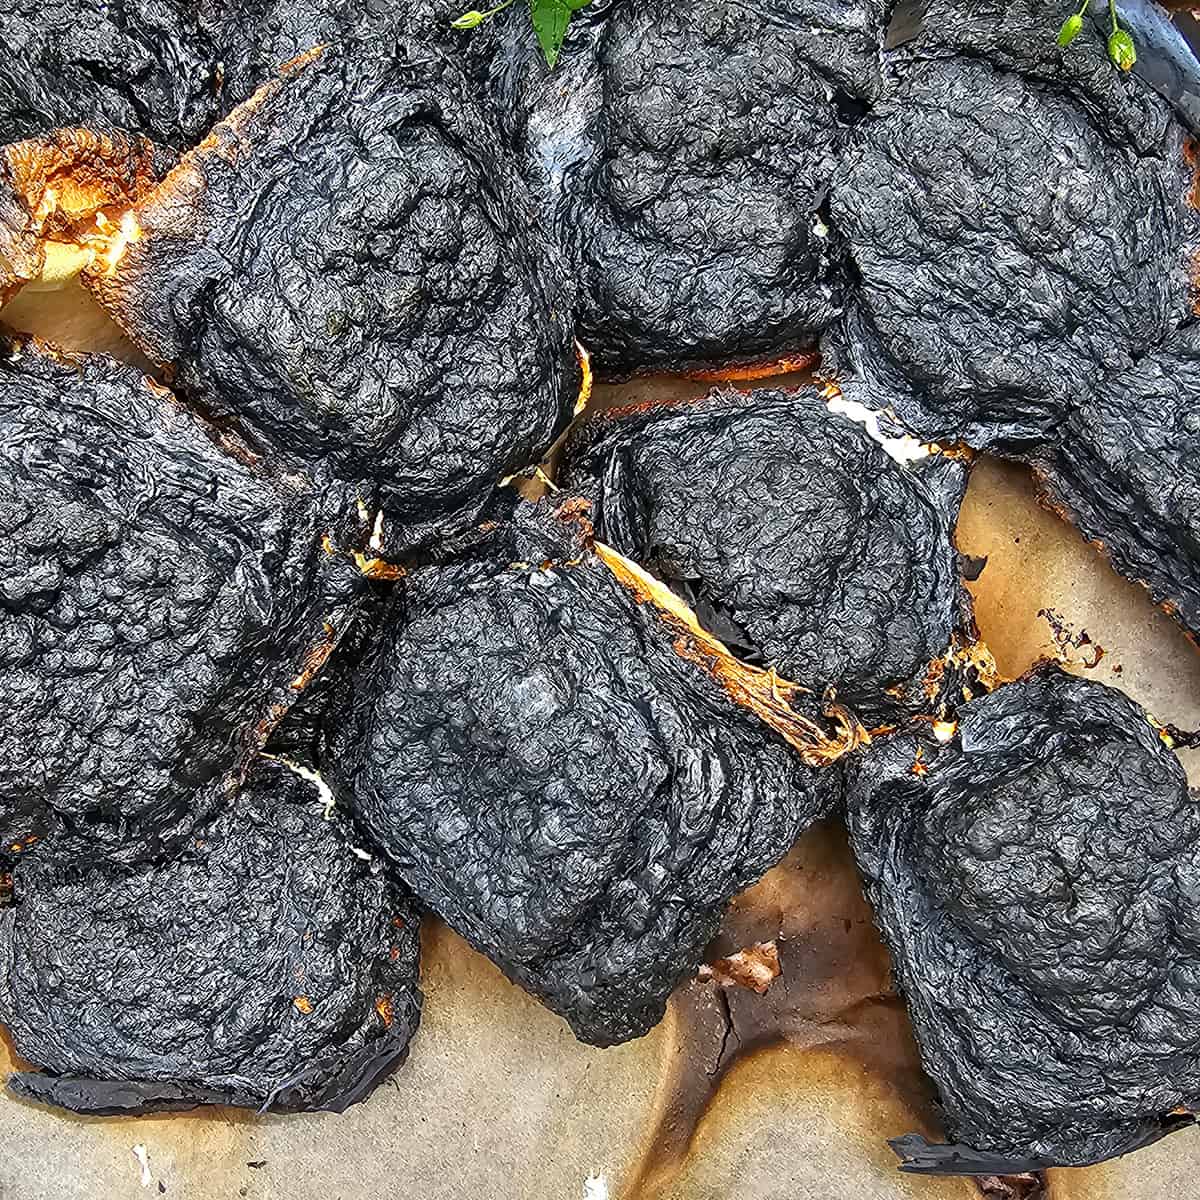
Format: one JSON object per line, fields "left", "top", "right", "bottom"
{"left": 0, "top": 0, "right": 224, "bottom": 148}
{"left": 325, "top": 501, "right": 839, "bottom": 1046}
{"left": 1027, "top": 324, "right": 1200, "bottom": 644}
{"left": 559, "top": 385, "right": 972, "bottom": 721}
{"left": 0, "top": 0, "right": 461, "bottom": 149}
{"left": 826, "top": 0, "right": 1200, "bottom": 452}
{"left": 87, "top": 43, "right": 580, "bottom": 552}
{"left": 848, "top": 663, "right": 1200, "bottom": 1170}
{"left": 821, "top": 1, "right": 1200, "bottom": 640}
{"left": 0, "top": 759, "right": 422, "bottom": 1115}
{"left": 0, "top": 338, "right": 364, "bottom": 866}
{"left": 472, "top": 0, "right": 888, "bottom": 376}
{"left": 202, "top": 0, "right": 464, "bottom": 111}
{"left": 889, "top": 1116, "right": 1198, "bottom": 1176}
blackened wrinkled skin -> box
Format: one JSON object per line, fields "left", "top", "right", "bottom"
{"left": 848, "top": 664, "right": 1200, "bottom": 1171}
{"left": 0, "top": 339, "right": 362, "bottom": 866}
{"left": 478, "top": 0, "right": 885, "bottom": 376}
{"left": 0, "top": 0, "right": 223, "bottom": 148}
{"left": 0, "top": 759, "right": 421, "bottom": 1115}
{"left": 560, "top": 386, "right": 971, "bottom": 718}
{"left": 87, "top": 44, "right": 580, "bottom": 551}
{"left": 827, "top": 0, "right": 1200, "bottom": 451}
{"left": 1030, "top": 323, "right": 1200, "bottom": 644}
{"left": 327, "top": 504, "right": 842, "bottom": 1046}
{"left": 204, "top": 0, "right": 464, "bottom": 110}
{"left": 0, "top": 0, "right": 472, "bottom": 150}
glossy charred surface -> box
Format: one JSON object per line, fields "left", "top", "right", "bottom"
{"left": 0, "top": 339, "right": 362, "bottom": 866}
{"left": 827, "top": 0, "right": 1200, "bottom": 451}
{"left": 478, "top": 0, "right": 885, "bottom": 377}
{"left": 327, "top": 503, "right": 844, "bottom": 1046}
{"left": 0, "top": 758, "right": 421, "bottom": 1115}
{"left": 87, "top": 44, "right": 580, "bottom": 551}
{"left": 848, "top": 664, "right": 1200, "bottom": 1172}
{"left": 0, "top": 0, "right": 223, "bottom": 148}
{"left": 560, "top": 386, "right": 971, "bottom": 718}
{"left": 1031, "top": 323, "right": 1200, "bottom": 644}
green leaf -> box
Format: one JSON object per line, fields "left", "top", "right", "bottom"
{"left": 531, "top": 0, "right": 572, "bottom": 67}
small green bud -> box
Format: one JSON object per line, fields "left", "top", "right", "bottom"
{"left": 1108, "top": 27, "right": 1136, "bottom": 71}
{"left": 1057, "top": 12, "right": 1083, "bottom": 48}
{"left": 451, "top": 8, "right": 486, "bottom": 27}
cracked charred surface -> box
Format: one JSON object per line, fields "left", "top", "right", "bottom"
{"left": 85, "top": 44, "right": 580, "bottom": 552}
{"left": 1030, "top": 323, "right": 1200, "bottom": 645}
{"left": 0, "top": 0, "right": 224, "bottom": 148}
{"left": 326, "top": 503, "right": 843, "bottom": 1046}
{"left": 0, "top": 339, "right": 363, "bottom": 867}
{"left": 0, "top": 758, "right": 421, "bottom": 1115}
{"left": 560, "top": 385, "right": 971, "bottom": 720}
{"left": 827, "top": 0, "right": 1200, "bottom": 452}
{"left": 476, "top": 0, "right": 885, "bottom": 377}
{"left": 848, "top": 663, "right": 1200, "bottom": 1172}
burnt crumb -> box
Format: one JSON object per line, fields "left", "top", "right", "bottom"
{"left": 559, "top": 386, "right": 974, "bottom": 720}
{"left": 1030, "top": 324, "right": 1200, "bottom": 645}
{"left": 85, "top": 43, "right": 580, "bottom": 552}
{"left": 325, "top": 501, "right": 852, "bottom": 1046}
{"left": 0, "top": 758, "right": 421, "bottom": 1115}
{"left": 1036, "top": 607, "right": 1103, "bottom": 668}
{"left": 1036, "top": 607, "right": 1072, "bottom": 646}
{"left": 473, "top": 0, "right": 887, "bottom": 377}
{"left": 1158, "top": 720, "right": 1200, "bottom": 751}
{"left": 826, "top": 0, "right": 1200, "bottom": 451}
{"left": 0, "top": 338, "right": 363, "bottom": 867}
{"left": 958, "top": 553, "right": 987, "bottom": 583}
{"left": 697, "top": 941, "right": 782, "bottom": 995}
{"left": 848, "top": 663, "right": 1200, "bottom": 1171}
{"left": 975, "top": 1172, "right": 1046, "bottom": 1200}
